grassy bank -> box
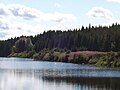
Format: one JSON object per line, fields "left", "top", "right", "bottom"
{"left": 9, "top": 49, "right": 120, "bottom": 68}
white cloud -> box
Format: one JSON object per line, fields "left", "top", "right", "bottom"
{"left": 0, "top": 3, "right": 77, "bottom": 22}
{"left": 86, "top": 7, "right": 114, "bottom": 20}
{"left": 0, "top": 21, "right": 47, "bottom": 40}
{"left": 7, "top": 4, "right": 42, "bottom": 20}
{"left": 0, "top": 18, "right": 13, "bottom": 30}
{"left": 55, "top": 3, "right": 61, "bottom": 8}
{"left": 0, "top": 4, "right": 13, "bottom": 19}
{"left": 44, "top": 12, "right": 77, "bottom": 23}
{"left": 107, "top": 0, "right": 120, "bottom": 3}
{"left": 0, "top": 3, "right": 77, "bottom": 40}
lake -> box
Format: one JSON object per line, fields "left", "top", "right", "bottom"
{"left": 0, "top": 57, "right": 120, "bottom": 90}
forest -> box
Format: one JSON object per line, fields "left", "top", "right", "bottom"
{"left": 0, "top": 23, "right": 120, "bottom": 57}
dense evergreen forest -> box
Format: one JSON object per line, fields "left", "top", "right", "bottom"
{"left": 0, "top": 23, "right": 120, "bottom": 57}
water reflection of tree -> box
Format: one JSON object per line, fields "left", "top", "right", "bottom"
{"left": 42, "top": 76, "right": 120, "bottom": 90}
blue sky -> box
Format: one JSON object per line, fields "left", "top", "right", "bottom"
{"left": 0, "top": 0, "right": 120, "bottom": 40}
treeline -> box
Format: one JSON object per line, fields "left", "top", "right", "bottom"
{"left": 0, "top": 23, "right": 120, "bottom": 56}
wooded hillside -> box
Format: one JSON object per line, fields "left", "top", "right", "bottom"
{"left": 0, "top": 23, "right": 120, "bottom": 57}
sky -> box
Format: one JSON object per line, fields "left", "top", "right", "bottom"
{"left": 0, "top": 0, "right": 120, "bottom": 40}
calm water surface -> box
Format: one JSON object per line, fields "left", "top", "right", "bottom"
{"left": 0, "top": 57, "right": 120, "bottom": 90}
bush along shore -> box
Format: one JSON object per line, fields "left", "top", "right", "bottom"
{"left": 9, "top": 48, "right": 120, "bottom": 68}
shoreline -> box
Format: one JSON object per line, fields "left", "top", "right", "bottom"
{"left": 9, "top": 50, "right": 120, "bottom": 68}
